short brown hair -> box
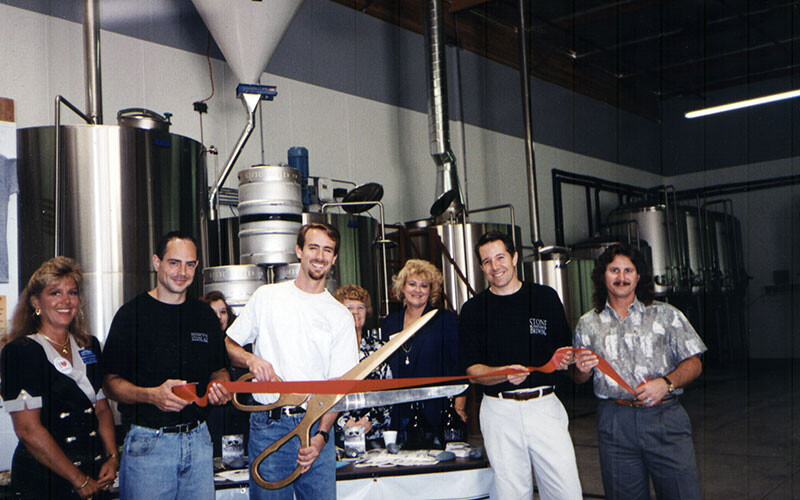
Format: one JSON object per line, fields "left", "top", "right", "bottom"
{"left": 296, "top": 222, "right": 340, "bottom": 255}
{"left": 391, "top": 259, "right": 443, "bottom": 307}
{"left": 334, "top": 284, "right": 373, "bottom": 317}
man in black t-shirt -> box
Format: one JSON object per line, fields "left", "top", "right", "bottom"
{"left": 460, "top": 231, "right": 582, "bottom": 500}
{"left": 103, "top": 232, "right": 230, "bottom": 499}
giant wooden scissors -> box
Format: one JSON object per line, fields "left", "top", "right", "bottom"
{"left": 232, "top": 309, "right": 438, "bottom": 490}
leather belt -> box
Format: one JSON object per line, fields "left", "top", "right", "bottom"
{"left": 268, "top": 406, "right": 306, "bottom": 419}
{"left": 613, "top": 396, "right": 676, "bottom": 408}
{"left": 161, "top": 421, "right": 201, "bottom": 433}
{"left": 497, "top": 386, "right": 555, "bottom": 401}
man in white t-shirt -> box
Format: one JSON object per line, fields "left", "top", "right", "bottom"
{"left": 226, "top": 222, "right": 358, "bottom": 500}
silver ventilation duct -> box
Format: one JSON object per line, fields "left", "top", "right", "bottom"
{"left": 424, "top": 0, "right": 463, "bottom": 221}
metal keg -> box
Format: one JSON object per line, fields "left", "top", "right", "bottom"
{"left": 202, "top": 264, "right": 267, "bottom": 313}
{"left": 238, "top": 165, "right": 302, "bottom": 265}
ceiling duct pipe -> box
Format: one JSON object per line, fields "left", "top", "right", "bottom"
{"left": 424, "top": 0, "right": 464, "bottom": 221}
{"left": 518, "top": 0, "right": 542, "bottom": 249}
{"left": 83, "top": 0, "right": 102, "bottom": 124}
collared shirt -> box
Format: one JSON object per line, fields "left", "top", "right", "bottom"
{"left": 573, "top": 298, "right": 707, "bottom": 400}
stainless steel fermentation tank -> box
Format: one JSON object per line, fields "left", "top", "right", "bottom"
{"left": 606, "top": 203, "right": 686, "bottom": 295}
{"left": 390, "top": 221, "right": 522, "bottom": 312}
{"left": 17, "top": 124, "right": 206, "bottom": 342}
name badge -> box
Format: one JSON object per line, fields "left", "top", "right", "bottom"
{"left": 79, "top": 349, "right": 98, "bottom": 365}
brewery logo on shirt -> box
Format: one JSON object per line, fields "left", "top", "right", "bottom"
{"left": 529, "top": 318, "right": 547, "bottom": 336}
{"left": 190, "top": 332, "right": 209, "bottom": 343}
{"left": 55, "top": 357, "right": 72, "bottom": 374}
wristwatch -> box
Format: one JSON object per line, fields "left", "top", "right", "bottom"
{"left": 662, "top": 376, "right": 675, "bottom": 394}
{"left": 314, "top": 430, "right": 329, "bottom": 443}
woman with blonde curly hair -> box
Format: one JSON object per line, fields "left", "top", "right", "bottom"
{"left": 382, "top": 259, "right": 465, "bottom": 445}
{"left": 0, "top": 257, "right": 118, "bottom": 499}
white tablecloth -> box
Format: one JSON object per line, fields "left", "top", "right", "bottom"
{"left": 215, "top": 466, "right": 493, "bottom": 500}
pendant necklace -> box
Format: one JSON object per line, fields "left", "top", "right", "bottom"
{"left": 401, "top": 341, "right": 412, "bottom": 365}
{"left": 43, "top": 333, "right": 70, "bottom": 355}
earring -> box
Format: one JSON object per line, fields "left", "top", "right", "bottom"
{"left": 34, "top": 308, "right": 41, "bottom": 317}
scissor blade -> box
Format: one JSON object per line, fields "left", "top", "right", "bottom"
{"left": 330, "top": 384, "right": 468, "bottom": 412}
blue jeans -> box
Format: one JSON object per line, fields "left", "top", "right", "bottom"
{"left": 597, "top": 399, "right": 701, "bottom": 500}
{"left": 248, "top": 412, "right": 335, "bottom": 500}
{"left": 119, "top": 422, "right": 214, "bottom": 500}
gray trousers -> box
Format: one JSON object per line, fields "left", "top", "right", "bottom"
{"left": 597, "top": 398, "right": 701, "bottom": 500}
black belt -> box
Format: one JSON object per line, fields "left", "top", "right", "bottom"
{"left": 495, "top": 386, "right": 555, "bottom": 401}
{"left": 161, "top": 421, "right": 201, "bottom": 433}
{"left": 267, "top": 406, "right": 306, "bottom": 420}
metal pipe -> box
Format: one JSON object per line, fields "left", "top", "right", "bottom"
{"left": 208, "top": 92, "right": 263, "bottom": 221}
{"left": 465, "top": 203, "right": 517, "bottom": 253}
{"left": 53, "top": 95, "right": 93, "bottom": 257}
{"left": 83, "top": 0, "right": 102, "bottom": 124}
{"left": 321, "top": 201, "right": 391, "bottom": 319}
{"left": 518, "top": 0, "right": 541, "bottom": 249}
{"left": 424, "top": 0, "right": 463, "bottom": 220}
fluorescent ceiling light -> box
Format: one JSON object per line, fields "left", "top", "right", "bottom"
{"left": 685, "top": 89, "right": 800, "bottom": 119}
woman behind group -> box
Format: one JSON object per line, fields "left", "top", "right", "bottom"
{"left": 333, "top": 285, "right": 392, "bottom": 450}
{"left": 199, "top": 291, "right": 248, "bottom": 460}
{"left": 0, "top": 257, "right": 118, "bottom": 499}
{"left": 200, "top": 290, "right": 236, "bottom": 332}
{"left": 382, "top": 259, "right": 465, "bottom": 443}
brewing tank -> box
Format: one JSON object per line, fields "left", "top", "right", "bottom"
{"left": 678, "top": 207, "right": 704, "bottom": 294}
{"left": 17, "top": 124, "right": 206, "bottom": 343}
{"left": 393, "top": 221, "right": 521, "bottom": 312}
{"left": 606, "top": 204, "right": 686, "bottom": 295}
{"left": 523, "top": 246, "right": 574, "bottom": 325}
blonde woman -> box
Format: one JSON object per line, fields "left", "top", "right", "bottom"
{"left": 382, "top": 259, "right": 465, "bottom": 443}
{"left": 0, "top": 257, "right": 118, "bottom": 499}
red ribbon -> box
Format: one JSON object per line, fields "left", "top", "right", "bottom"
{"left": 173, "top": 346, "right": 635, "bottom": 406}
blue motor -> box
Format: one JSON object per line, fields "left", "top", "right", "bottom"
{"left": 288, "top": 146, "right": 310, "bottom": 209}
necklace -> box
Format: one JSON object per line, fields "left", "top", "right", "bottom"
{"left": 401, "top": 341, "right": 412, "bottom": 365}
{"left": 42, "top": 334, "right": 70, "bottom": 355}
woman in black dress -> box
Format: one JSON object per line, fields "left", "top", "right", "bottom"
{"left": 382, "top": 259, "right": 466, "bottom": 443}
{"left": 0, "top": 257, "right": 118, "bottom": 499}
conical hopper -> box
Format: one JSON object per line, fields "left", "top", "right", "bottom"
{"left": 191, "top": 0, "right": 304, "bottom": 85}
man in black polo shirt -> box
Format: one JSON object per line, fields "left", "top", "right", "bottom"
{"left": 103, "top": 232, "right": 230, "bottom": 499}
{"left": 460, "top": 231, "right": 581, "bottom": 500}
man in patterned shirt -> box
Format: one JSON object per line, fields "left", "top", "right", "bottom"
{"left": 572, "top": 244, "right": 706, "bottom": 500}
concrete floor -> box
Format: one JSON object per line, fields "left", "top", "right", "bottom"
{"left": 561, "top": 360, "right": 800, "bottom": 499}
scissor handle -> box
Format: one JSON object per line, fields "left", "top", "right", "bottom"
{"left": 250, "top": 392, "right": 342, "bottom": 490}
{"left": 231, "top": 373, "right": 309, "bottom": 412}
{"left": 250, "top": 414, "right": 310, "bottom": 489}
